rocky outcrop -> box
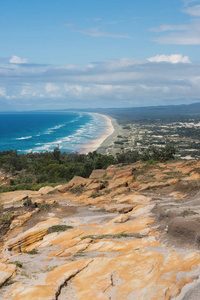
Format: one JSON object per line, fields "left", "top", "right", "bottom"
{"left": 1, "top": 160, "right": 200, "bottom": 299}
{"left": 0, "top": 262, "right": 16, "bottom": 287}
{"left": 3, "top": 218, "right": 62, "bottom": 255}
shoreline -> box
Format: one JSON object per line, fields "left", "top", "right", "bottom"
{"left": 79, "top": 113, "right": 115, "bottom": 154}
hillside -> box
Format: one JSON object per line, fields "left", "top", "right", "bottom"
{"left": 1, "top": 159, "right": 200, "bottom": 299}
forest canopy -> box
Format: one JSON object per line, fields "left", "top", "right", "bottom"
{"left": 0, "top": 144, "right": 176, "bottom": 192}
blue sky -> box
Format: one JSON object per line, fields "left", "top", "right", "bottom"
{"left": 1, "top": 0, "right": 200, "bottom": 110}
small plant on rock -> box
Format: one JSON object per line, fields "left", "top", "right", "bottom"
{"left": 12, "top": 261, "right": 23, "bottom": 268}
{"left": 27, "top": 249, "right": 38, "bottom": 255}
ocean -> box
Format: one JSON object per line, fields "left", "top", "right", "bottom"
{"left": 0, "top": 112, "right": 107, "bottom": 153}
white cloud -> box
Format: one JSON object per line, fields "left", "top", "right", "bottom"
{"left": 9, "top": 55, "right": 28, "bottom": 64}
{"left": 151, "top": 2, "right": 200, "bottom": 45}
{"left": 149, "top": 24, "right": 188, "bottom": 32}
{"left": 73, "top": 27, "right": 131, "bottom": 38}
{"left": 0, "top": 87, "right": 6, "bottom": 97}
{"left": 45, "top": 83, "right": 59, "bottom": 93}
{"left": 1, "top": 56, "right": 200, "bottom": 108}
{"left": 147, "top": 54, "right": 191, "bottom": 64}
{"left": 153, "top": 19, "right": 200, "bottom": 45}
{"left": 183, "top": 4, "right": 200, "bottom": 16}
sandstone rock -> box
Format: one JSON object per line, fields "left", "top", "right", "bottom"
{"left": 0, "top": 190, "right": 38, "bottom": 205}
{"left": 86, "top": 182, "right": 105, "bottom": 191}
{"left": 109, "top": 187, "right": 130, "bottom": 198}
{"left": 138, "top": 179, "right": 178, "bottom": 191}
{"left": 112, "top": 215, "right": 129, "bottom": 223}
{"left": 89, "top": 169, "right": 107, "bottom": 179}
{"left": 45, "top": 199, "right": 58, "bottom": 205}
{"left": 3, "top": 218, "right": 62, "bottom": 255}
{"left": 0, "top": 262, "right": 16, "bottom": 287}
{"left": 34, "top": 198, "right": 45, "bottom": 204}
{"left": 113, "top": 169, "right": 133, "bottom": 180}
{"left": 3, "top": 160, "right": 200, "bottom": 300}
{"left": 107, "top": 177, "right": 132, "bottom": 190}
{"left": 6, "top": 282, "right": 25, "bottom": 299}
{"left": 166, "top": 178, "right": 179, "bottom": 185}
{"left": 129, "top": 181, "right": 141, "bottom": 189}
{"left": 12, "top": 194, "right": 29, "bottom": 203}
{"left": 9, "top": 208, "right": 40, "bottom": 230}
{"left": 11, "top": 259, "right": 93, "bottom": 300}
{"left": 104, "top": 204, "right": 134, "bottom": 214}
{"left": 183, "top": 173, "right": 200, "bottom": 181}
{"left": 58, "top": 176, "right": 91, "bottom": 193}
{"left": 115, "top": 193, "right": 152, "bottom": 204}
{"left": 179, "top": 166, "right": 194, "bottom": 174}
{"left": 12, "top": 285, "right": 56, "bottom": 300}
{"left": 154, "top": 173, "right": 166, "bottom": 180}
{"left": 169, "top": 192, "right": 185, "bottom": 199}
{"left": 38, "top": 186, "right": 55, "bottom": 195}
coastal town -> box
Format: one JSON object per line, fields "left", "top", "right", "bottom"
{"left": 98, "top": 114, "right": 200, "bottom": 160}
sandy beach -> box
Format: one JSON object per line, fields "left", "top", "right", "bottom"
{"left": 79, "top": 113, "right": 115, "bottom": 154}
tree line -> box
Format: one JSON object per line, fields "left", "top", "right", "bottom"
{"left": 0, "top": 144, "right": 176, "bottom": 192}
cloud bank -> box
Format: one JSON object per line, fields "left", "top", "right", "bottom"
{"left": 0, "top": 54, "right": 200, "bottom": 110}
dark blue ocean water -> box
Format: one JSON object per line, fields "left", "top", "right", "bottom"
{"left": 0, "top": 112, "right": 106, "bottom": 153}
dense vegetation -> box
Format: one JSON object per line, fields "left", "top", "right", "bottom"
{"left": 0, "top": 144, "right": 176, "bottom": 192}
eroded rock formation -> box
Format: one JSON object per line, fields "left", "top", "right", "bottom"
{"left": 1, "top": 160, "right": 200, "bottom": 299}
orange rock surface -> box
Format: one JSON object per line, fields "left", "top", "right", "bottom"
{"left": 2, "top": 160, "right": 200, "bottom": 299}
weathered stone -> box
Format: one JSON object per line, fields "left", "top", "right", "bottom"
{"left": 9, "top": 208, "right": 40, "bottom": 230}
{"left": 183, "top": 173, "right": 200, "bottom": 181}
{"left": 112, "top": 215, "right": 129, "bottom": 223}
{"left": 12, "top": 194, "right": 29, "bottom": 203}
{"left": 38, "top": 186, "right": 55, "bottom": 195}
{"left": 104, "top": 204, "right": 134, "bottom": 214}
{"left": 107, "top": 177, "right": 132, "bottom": 190}
{"left": 86, "top": 182, "right": 105, "bottom": 191}
{"left": 58, "top": 176, "right": 91, "bottom": 193}
{"left": 89, "top": 169, "right": 107, "bottom": 179}
{"left": 2, "top": 160, "right": 200, "bottom": 300}
{"left": 0, "top": 262, "right": 16, "bottom": 287}
{"left": 3, "top": 218, "right": 62, "bottom": 255}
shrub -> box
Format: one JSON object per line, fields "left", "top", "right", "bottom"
{"left": 0, "top": 212, "right": 13, "bottom": 225}
{"left": 27, "top": 249, "right": 38, "bottom": 255}
{"left": 12, "top": 261, "right": 23, "bottom": 268}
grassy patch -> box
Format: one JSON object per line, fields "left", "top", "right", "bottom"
{"left": 90, "top": 192, "right": 102, "bottom": 198}
{"left": 47, "top": 225, "right": 73, "bottom": 234}
{"left": 71, "top": 251, "right": 85, "bottom": 260}
{"left": 27, "top": 249, "right": 38, "bottom": 255}
{"left": 113, "top": 233, "right": 128, "bottom": 238}
{"left": 36, "top": 203, "right": 51, "bottom": 211}
{"left": 70, "top": 186, "right": 84, "bottom": 194}
{"left": 81, "top": 233, "right": 144, "bottom": 240}
{"left": 12, "top": 261, "right": 23, "bottom": 268}
{"left": 2, "top": 279, "right": 15, "bottom": 286}
{"left": 103, "top": 189, "right": 111, "bottom": 194}
{"left": 0, "top": 212, "right": 14, "bottom": 225}
{"left": 20, "top": 271, "right": 30, "bottom": 278}
{"left": 46, "top": 265, "right": 58, "bottom": 272}
{"left": 181, "top": 210, "right": 198, "bottom": 217}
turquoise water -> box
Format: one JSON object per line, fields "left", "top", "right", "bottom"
{"left": 0, "top": 112, "right": 106, "bottom": 153}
